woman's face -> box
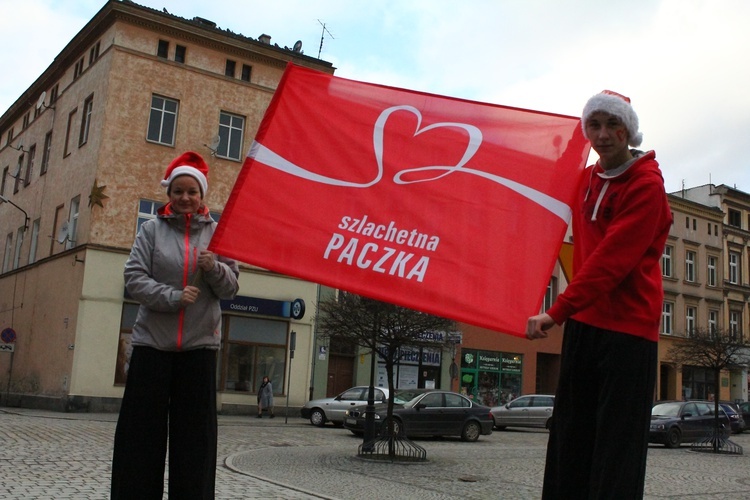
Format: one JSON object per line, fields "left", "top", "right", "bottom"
{"left": 169, "top": 175, "right": 202, "bottom": 214}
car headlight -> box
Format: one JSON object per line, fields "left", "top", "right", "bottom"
{"left": 650, "top": 423, "right": 665, "bottom": 431}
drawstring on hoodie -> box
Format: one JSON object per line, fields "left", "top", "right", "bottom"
{"left": 584, "top": 151, "right": 642, "bottom": 222}
{"left": 584, "top": 167, "right": 609, "bottom": 222}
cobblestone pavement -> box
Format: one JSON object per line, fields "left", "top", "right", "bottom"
{"left": 1, "top": 407, "right": 749, "bottom": 499}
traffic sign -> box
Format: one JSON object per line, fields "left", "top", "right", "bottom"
{"left": 1, "top": 327, "right": 16, "bottom": 344}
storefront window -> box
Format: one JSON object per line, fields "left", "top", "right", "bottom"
{"left": 222, "top": 316, "right": 288, "bottom": 395}
{"left": 460, "top": 349, "right": 523, "bottom": 407}
{"left": 682, "top": 366, "right": 715, "bottom": 400}
{"left": 376, "top": 345, "right": 442, "bottom": 390}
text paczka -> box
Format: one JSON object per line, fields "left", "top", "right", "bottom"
{"left": 323, "top": 215, "right": 440, "bottom": 282}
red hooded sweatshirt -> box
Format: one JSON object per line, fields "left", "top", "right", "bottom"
{"left": 546, "top": 150, "right": 672, "bottom": 342}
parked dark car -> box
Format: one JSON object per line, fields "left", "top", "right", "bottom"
{"left": 300, "top": 386, "right": 391, "bottom": 427}
{"left": 650, "top": 401, "right": 730, "bottom": 448}
{"left": 719, "top": 402, "right": 745, "bottom": 434}
{"left": 343, "top": 390, "right": 494, "bottom": 442}
{"left": 739, "top": 401, "right": 750, "bottom": 425}
{"left": 490, "top": 394, "right": 555, "bottom": 430}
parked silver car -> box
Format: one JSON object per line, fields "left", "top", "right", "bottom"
{"left": 300, "top": 386, "right": 390, "bottom": 427}
{"left": 490, "top": 394, "right": 555, "bottom": 430}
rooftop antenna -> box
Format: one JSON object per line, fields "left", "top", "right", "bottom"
{"left": 317, "top": 20, "right": 334, "bottom": 59}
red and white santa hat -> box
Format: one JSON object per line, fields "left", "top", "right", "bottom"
{"left": 581, "top": 90, "right": 643, "bottom": 148}
{"left": 160, "top": 151, "right": 209, "bottom": 197}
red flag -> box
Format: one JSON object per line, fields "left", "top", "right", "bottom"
{"left": 210, "top": 63, "right": 590, "bottom": 336}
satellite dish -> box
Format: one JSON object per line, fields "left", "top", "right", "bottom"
{"left": 204, "top": 134, "right": 220, "bottom": 156}
{"left": 57, "top": 221, "right": 74, "bottom": 244}
{"left": 36, "top": 91, "right": 47, "bottom": 110}
{"left": 293, "top": 40, "right": 303, "bottom": 53}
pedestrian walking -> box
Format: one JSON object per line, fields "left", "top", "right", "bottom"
{"left": 257, "top": 376, "right": 274, "bottom": 418}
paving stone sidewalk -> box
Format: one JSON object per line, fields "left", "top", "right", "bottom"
{"left": 1, "top": 408, "right": 749, "bottom": 499}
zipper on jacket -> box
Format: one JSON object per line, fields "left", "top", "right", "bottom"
{"left": 177, "top": 214, "right": 192, "bottom": 350}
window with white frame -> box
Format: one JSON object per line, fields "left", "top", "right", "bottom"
{"left": 685, "top": 250, "right": 696, "bottom": 282}
{"left": 662, "top": 245, "right": 673, "bottom": 277}
{"left": 28, "top": 218, "right": 40, "bottom": 264}
{"left": 12, "top": 226, "right": 23, "bottom": 269}
{"left": 79, "top": 94, "right": 94, "bottom": 146}
{"left": 729, "top": 311, "right": 740, "bottom": 341}
{"left": 543, "top": 276, "right": 558, "bottom": 312}
{"left": 217, "top": 111, "right": 244, "bottom": 160}
{"left": 707, "top": 255, "right": 717, "bottom": 287}
{"left": 685, "top": 306, "right": 696, "bottom": 337}
{"left": 147, "top": 95, "right": 178, "bottom": 146}
{"left": 662, "top": 302, "right": 673, "bottom": 334}
{"left": 3, "top": 233, "right": 13, "bottom": 273}
{"left": 708, "top": 309, "right": 718, "bottom": 336}
{"left": 729, "top": 252, "right": 740, "bottom": 284}
{"left": 23, "top": 144, "right": 35, "bottom": 187}
{"left": 136, "top": 199, "right": 160, "bottom": 235}
{"left": 64, "top": 108, "right": 78, "bottom": 156}
{"left": 728, "top": 209, "right": 741, "bottom": 228}
{"left": 41, "top": 131, "right": 52, "bottom": 175}
{"left": 66, "top": 196, "right": 80, "bottom": 250}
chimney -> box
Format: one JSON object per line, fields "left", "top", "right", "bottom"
{"left": 258, "top": 34, "right": 271, "bottom": 44}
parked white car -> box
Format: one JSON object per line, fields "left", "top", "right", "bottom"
{"left": 490, "top": 394, "right": 555, "bottom": 430}
{"left": 300, "top": 386, "right": 390, "bottom": 427}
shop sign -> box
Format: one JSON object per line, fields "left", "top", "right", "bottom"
{"left": 477, "top": 351, "right": 501, "bottom": 371}
{"left": 398, "top": 346, "right": 441, "bottom": 366}
{"left": 502, "top": 354, "right": 523, "bottom": 373}
{"left": 220, "top": 295, "right": 305, "bottom": 319}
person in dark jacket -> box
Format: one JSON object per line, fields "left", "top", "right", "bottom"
{"left": 111, "top": 151, "right": 239, "bottom": 499}
{"left": 257, "top": 376, "right": 274, "bottom": 418}
{"left": 526, "top": 91, "right": 672, "bottom": 499}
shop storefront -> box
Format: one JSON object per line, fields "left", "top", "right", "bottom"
{"left": 460, "top": 349, "right": 522, "bottom": 407}
{"left": 376, "top": 345, "right": 443, "bottom": 389}
{"left": 116, "top": 294, "right": 304, "bottom": 398}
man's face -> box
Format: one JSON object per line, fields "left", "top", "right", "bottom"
{"left": 584, "top": 111, "right": 630, "bottom": 166}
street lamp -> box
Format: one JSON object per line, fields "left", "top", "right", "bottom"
{"left": 0, "top": 195, "right": 29, "bottom": 232}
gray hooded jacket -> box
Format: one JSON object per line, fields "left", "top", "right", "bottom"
{"left": 124, "top": 204, "right": 239, "bottom": 351}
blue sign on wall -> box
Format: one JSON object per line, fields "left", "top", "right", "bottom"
{"left": 220, "top": 296, "right": 305, "bottom": 319}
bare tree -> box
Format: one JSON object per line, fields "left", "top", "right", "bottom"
{"left": 315, "top": 291, "right": 456, "bottom": 451}
{"left": 666, "top": 328, "right": 750, "bottom": 451}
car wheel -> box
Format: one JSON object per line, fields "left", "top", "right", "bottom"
{"left": 380, "top": 417, "right": 403, "bottom": 437}
{"left": 545, "top": 417, "right": 552, "bottom": 430}
{"left": 665, "top": 427, "right": 681, "bottom": 448}
{"left": 309, "top": 408, "right": 326, "bottom": 427}
{"left": 461, "top": 421, "right": 481, "bottom": 442}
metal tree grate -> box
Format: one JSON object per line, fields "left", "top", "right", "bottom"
{"left": 357, "top": 435, "right": 428, "bottom": 462}
{"left": 690, "top": 431, "right": 743, "bottom": 455}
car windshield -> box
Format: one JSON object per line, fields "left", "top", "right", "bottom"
{"left": 652, "top": 402, "right": 682, "bottom": 417}
{"left": 720, "top": 404, "right": 737, "bottom": 415}
{"left": 393, "top": 389, "right": 426, "bottom": 405}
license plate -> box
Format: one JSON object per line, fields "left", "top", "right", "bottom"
{"left": 346, "top": 418, "right": 357, "bottom": 425}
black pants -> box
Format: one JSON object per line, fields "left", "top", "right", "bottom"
{"left": 111, "top": 346, "right": 218, "bottom": 500}
{"left": 543, "top": 319, "right": 657, "bottom": 500}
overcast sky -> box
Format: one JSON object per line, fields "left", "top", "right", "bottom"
{"left": 1, "top": 0, "right": 748, "bottom": 194}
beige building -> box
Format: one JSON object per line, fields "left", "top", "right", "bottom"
{"left": 0, "top": 0, "right": 334, "bottom": 412}
{"left": 665, "top": 185, "right": 750, "bottom": 402}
